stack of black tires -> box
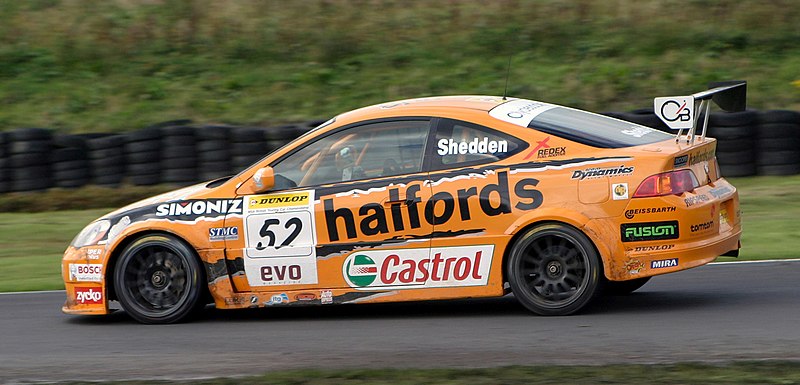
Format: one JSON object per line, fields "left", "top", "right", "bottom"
{"left": 52, "top": 134, "right": 91, "bottom": 188}
{"left": 708, "top": 110, "right": 758, "bottom": 177}
{"left": 230, "top": 127, "right": 269, "bottom": 171}
{"left": 88, "top": 135, "right": 127, "bottom": 186}
{"left": 0, "top": 132, "right": 9, "bottom": 193}
{"left": 125, "top": 125, "right": 162, "bottom": 186}
{"left": 755, "top": 110, "right": 800, "bottom": 175}
{"left": 160, "top": 124, "right": 197, "bottom": 186}
{"left": 7, "top": 128, "right": 53, "bottom": 191}
{"left": 196, "top": 125, "right": 232, "bottom": 181}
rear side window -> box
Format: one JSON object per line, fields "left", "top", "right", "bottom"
{"left": 430, "top": 119, "right": 526, "bottom": 171}
{"left": 528, "top": 107, "right": 672, "bottom": 148}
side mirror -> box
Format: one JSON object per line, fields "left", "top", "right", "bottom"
{"left": 246, "top": 166, "right": 275, "bottom": 194}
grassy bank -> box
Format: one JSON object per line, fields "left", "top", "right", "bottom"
{"left": 0, "top": 175, "right": 797, "bottom": 292}
{"left": 1, "top": 1, "right": 799, "bottom": 132}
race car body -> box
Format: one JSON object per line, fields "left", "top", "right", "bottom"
{"left": 62, "top": 83, "right": 744, "bottom": 323}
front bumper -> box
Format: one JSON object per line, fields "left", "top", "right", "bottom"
{"left": 62, "top": 246, "right": 110, "bottom": 315}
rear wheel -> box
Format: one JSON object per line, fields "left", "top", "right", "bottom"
{"left": 113, "top": 234, "right": 205, "bottom": 324}
{"left": 604, "top": 277, "right": 651, "bottom": 296}
{"left": 507, "top": 223, "right": 603, "bottom": 316}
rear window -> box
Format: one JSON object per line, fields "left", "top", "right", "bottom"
{"left": 528, "top": 107, "right": 671, "bottom": 148}
{"left": 489, "top": 99, "right": 672, "bottom": 148}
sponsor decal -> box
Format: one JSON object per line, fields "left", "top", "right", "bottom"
{"left": 571, "top": 165, "right": 634, "bottom": 180}
{"left": 248, "top": 192, "right": 310, "bottom": 210}
{"left": 624, "top": 206, "right": 676, "bottom": 220}
{"left": 651, "top": 258, "right": 679, "bottom": 269}
{"left": 69, "top": 264, "right": 102, "bottom": 282}
{"left": 323, "top": 171, "right": 542, "bottom": 242}
{"left": 523, "top": 136, "right": 565, "bottom": 160}
{"left": 85, "top": 247, "right": 103, "bottom": 260}
{"left": 489, "top": 99, "right": 557, "bottom": 127}
{"left": 621, "top": 221, "right": 679, "bottom": 242}
{"left": 625, "top": 259, "right": 644, "bottom": 274}
{"left": 436, "top": 137, "right": 508, "bottom": 156}
{"left": 654, "top": 96, "right": 694, "bottom": 130}
{"left": 155, "top": 199, "right": 243, "bottom": 219}
{"left": 690, "top": 220, "right": 714, "bottom": 233}
{"left": 620, "top": 126, "right": 651, "bottom": 138}
{"left": 243, "top": 190, "right": 318, "bottom": 286}
{"left": 674, "top": 154, "right": 689, "bottom": 168}
{"left": 709, "top": 185, "right": 733, "bottom": 199}
{"left": 632, "top": 244, "right": 675, "bottom": 252}
{"left": 265, "top": 293, "right": 289, "bottom": 305}
{"left": 612, "top": 183, "right": 629, "bottom": 200}
{"left": 260, "top": 264, "right": 304, "bottom": 284}
{"left": 320, "top": 290, "right": 333, "bottom": 305}
{"left": 224, "top": 296, "right": 248, "bottom": 306}
{"left": 687, "top": 149, "right": 715, "bottom": 166}
{"left": 684, "top": 194, "right": 711, "bottom": 207}
{"left": 294, "top": 293, "right": 316, "bottom": 301}
{"left": 107, "top": 215, "right": 130, "bottom": 242}
{"left": 209, "top": 226, "right": 239, "bottom": 242}
{"left": 719, "top": 207, "right": 729, "bottom": 225}
{"left": 75, "top": 287, "right": 103, "bottom": 304}
{"left": 342, "top": 245, "right": 494, "bottom": 290}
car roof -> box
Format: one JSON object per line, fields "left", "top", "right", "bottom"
{"left": 334, "top": 95, "right": 512, "bottom": 124}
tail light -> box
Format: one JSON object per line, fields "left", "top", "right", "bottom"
{"left": 633, "top": 170, "right": 700, "bottom": 198}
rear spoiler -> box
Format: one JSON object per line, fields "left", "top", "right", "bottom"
{"left": 654, "top": 81, "right": 747, "bottom": 144}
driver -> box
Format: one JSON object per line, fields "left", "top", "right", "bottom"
{"left": 335, "top": 146, "right": 365, "bottom": 181}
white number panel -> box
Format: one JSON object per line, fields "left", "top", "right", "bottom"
{"left": 243, "top": 190, "right": 318, "bottom": 286}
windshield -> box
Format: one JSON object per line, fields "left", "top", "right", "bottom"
{"left": 528, "top": 107, "right": 672, "bottom": 148}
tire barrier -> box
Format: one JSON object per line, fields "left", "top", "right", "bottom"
{"left": 0, "top": 111, "right": 798, "bottom": 193}
{"left": 755, "top": 110, "right": 800, "bottom": 176}
{"left": 8, "top": 128, "right": 53, "bottom": 192}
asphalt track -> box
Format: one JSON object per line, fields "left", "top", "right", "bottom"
{"left": 1, "top": 260, "right": 799, "bottom": 383}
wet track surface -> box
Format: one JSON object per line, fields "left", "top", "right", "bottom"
{"left": 1, "top": 260, "right": 799, "bottom": 382}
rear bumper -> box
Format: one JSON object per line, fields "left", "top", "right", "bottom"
{"left": 596, "top": 178, "right": 742, "bottom": 281}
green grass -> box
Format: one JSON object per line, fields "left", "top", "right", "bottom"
{"left": 62, "top": 362, "right": 800, "bottom": 384}
{"left": 0, "top": 208, "right": 108, "bottom": 292}
{"left": 0, "top": 175, "right": 798, "bottom": 292}
{"left": 0, "top": 1, "right": 799, "bottom": 132}
{"left": 719, "top": 175, "right": 800, "bottom": 261}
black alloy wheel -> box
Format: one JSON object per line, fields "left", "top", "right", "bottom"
{"left": 507, "top": 223, "right": 603, "bottom": 316}
{"left": 114, "top": 234, "right": 205, "bottom": 324}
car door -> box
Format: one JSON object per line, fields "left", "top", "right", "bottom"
{"left": 226, "top": 119, "right": 434, "bottom": 292}
{"left": 425, "top": 118, "right": 528, "bottom": 289}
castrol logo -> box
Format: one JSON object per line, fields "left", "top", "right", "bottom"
{"left": 343, "top": 245, "right": 494, "bottom": 290}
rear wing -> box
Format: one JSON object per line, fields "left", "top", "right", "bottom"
{"left": 654, "top": 81, "right": 747, "bottom": 144}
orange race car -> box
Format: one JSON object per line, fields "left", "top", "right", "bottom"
{"left": 62, "top": 82, "right": 744, "bottom": 323}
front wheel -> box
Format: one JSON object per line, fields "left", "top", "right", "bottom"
{"left": 507, "top": 223, "right": 603, "bottom": 316}
{"left": 113, "top": 234, "right": 206, "bottom": 324}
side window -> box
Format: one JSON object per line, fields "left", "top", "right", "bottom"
{"left": 272, "top": 120, "right": 430, "bottom": 188}
{"left": 431, "top": 119, "right": 526, "bottom": 170}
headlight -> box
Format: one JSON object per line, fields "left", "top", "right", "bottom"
{"left": 71, "top": 220, "right": 111, "bottom": 248}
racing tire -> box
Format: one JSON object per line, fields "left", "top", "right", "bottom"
{"left": 756, "top": 163, "right": 800, "bottom": 176}
{"left": 128, "top": 173, "right": 161, "bottom": 186}
{"left": 757, "top": 110, "right": 800, "bottom": 125}
{"left": 709, "top": 110, "right": 758, "bottom": 127}
{"left": 603, "top": 277, "right": 651, "bottom": 296}
{"left": 507, "top": 223, "right": 604, "bottom": 316}
{"left": 114, "top": 234, "right": 206, "bottom": 324}
{"left": 719, "top": 162, "right": 756, "bottom": 177}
